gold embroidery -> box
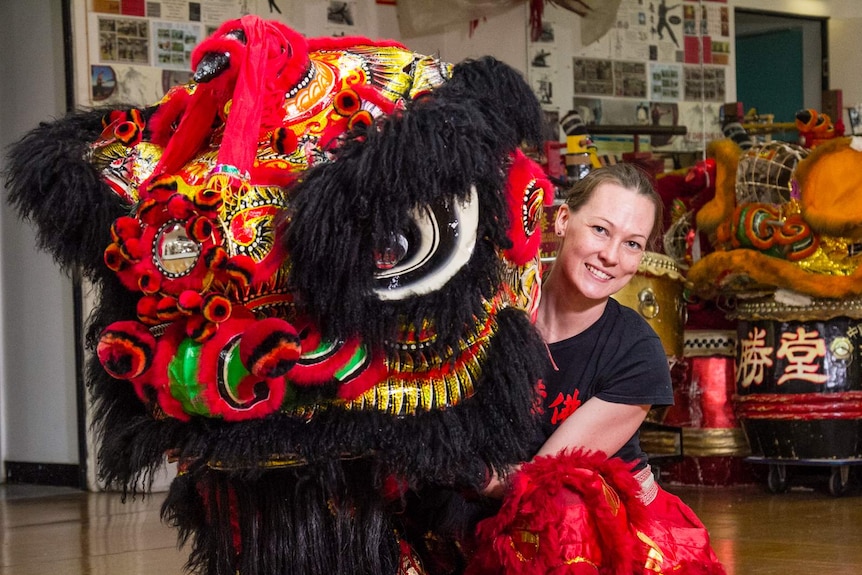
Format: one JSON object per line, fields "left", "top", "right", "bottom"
{"left": 637, "top": 530, "right": 666, "bottom": 573}
{"left": 599, "top": 474, "right": 622, "bottom": 516}
{"left": 508, "top": 528, "right": 539, "bottom": 562}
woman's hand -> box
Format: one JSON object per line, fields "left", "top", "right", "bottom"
{"left": 480, "top": 463, "right": 522, "bottom": 499}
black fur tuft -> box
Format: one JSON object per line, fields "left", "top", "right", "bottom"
{"left": 3, "top": 108, "right": 136, "bottom": 277}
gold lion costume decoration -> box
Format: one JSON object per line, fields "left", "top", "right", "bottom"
{"left": 688, "top": 136, "right": 862, "bottom": 300}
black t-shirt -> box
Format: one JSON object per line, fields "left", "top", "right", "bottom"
{"left": 536, "top": 298, "right": 674, "bottom": 470}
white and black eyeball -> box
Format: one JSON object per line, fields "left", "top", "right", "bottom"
{"left": 372, "top": 186, "right": 479, "bottom": 301}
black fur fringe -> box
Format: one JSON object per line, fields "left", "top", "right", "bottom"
{"left": 3, "top": 107, "right": 135, "bottom": 277}
{"left": 3, "top": 106, "right": 162, "bottom": 491}
{"left": 162, "top": 459, "right": 401, "bottom": 575}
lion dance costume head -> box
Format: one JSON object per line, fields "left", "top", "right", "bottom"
{"left": 6, "top": 16, "right": 553, "bottom": 575}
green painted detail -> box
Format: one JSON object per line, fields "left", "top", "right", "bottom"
{"left": 301, "top": 340, "right": 338, "bottom": 361}
{"left": 168, "top": 338, "right": 207, "bottom": 416}
{"left": 222, "top": 342, "right": 250, "bottom": 403}
{"left": 334, "top": 344, "right": 367, "bottom": 381}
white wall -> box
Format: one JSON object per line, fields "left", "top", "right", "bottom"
{"left": 822, "top": 0, "right": 862, "bottom": 108}
{"left": 396, "top": 3, "right": 530, "bottom": 74}
{"left": 0, "top": 0, "right": 79, "bottom": 477}
{"left": 828, "top": 17, "right": 862, "bottom": 112}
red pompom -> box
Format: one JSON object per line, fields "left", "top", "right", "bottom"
{"left": 138, "top": 269, "right": 162, "bottom": 294}
{"left": 204, "top": 246, "right": 228, "bottom": 270}
{"left": 271, "top": 127, "right": 298, "bottom": 155}
{"left": 348, "top": 110, "right": 373, "bottom": 131}
{"left": 223, "top": 255, "right": 256, "bottom": 288}
{"left": 121, "top": 237, "right": 145, "bottom": 262}
{"left": 97, "top": 320, "right": 156, "bottom": 379}
{"left": 114, "top": 121, "right": 142, "bottom": 146}
{"left": 111, "top": 216, "right": 142, "bottom": 241}
{"left": 202, "top": 293, "right": 232, "bottom": 323}
{"left": 239, "top": 318, "right": 301, "bottom": 378}
{"left": 194, "top": 187, "right": 223, "bottom": 212}
{"left": 137, "top": 197, "right": 163, "bottom": 226}
{"left": 334, "top": 89, "right": 361, "bottom": 116}
{"left": 186, "top": 315, "right": 218, "bottom": 341}
{"left": 156, "top": 296, "right": 181, "bottom": 321}
{"left": 167, "top": 193, "right": 194, "bottom": 220}
{"left": 136, "top": 295, "right": 161, "bottom": 325}
{"left": 177, "top": 290, "right": 203, "bottom": 312}
{"left": 104, "top": 243, "right": 127, "bottom": 272}
{"left": 186, "top": 215, "right": 214, "bottom": 242}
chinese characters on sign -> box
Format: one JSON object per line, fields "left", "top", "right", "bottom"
{"left": 737, "top": 326, "right": 773, "bottom": 389}
{"left": 737, "top": 322, "right": 855, "bottom": 388}
{"left": 775, "top": 327, "right": 828, "bottom": 385}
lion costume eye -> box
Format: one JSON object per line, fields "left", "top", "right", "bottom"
{"left": 372, "top": 185, "right": 479, "bottom": 301}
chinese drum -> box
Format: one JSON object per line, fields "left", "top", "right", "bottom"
{"left": 733, "top": 298, "right": 862, "bottom": 461}
{"left": 664, "top": 330, "right": 749, "bottom": 458}
{"left": 611, "top": 251, "right": 686, "bottom": 358}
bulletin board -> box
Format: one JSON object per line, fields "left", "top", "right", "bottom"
{"left": 71, "top": 0, "right": 396, "bottom": 110}
{"left": 527, "top": 0, "right": 734, "bottom": 153}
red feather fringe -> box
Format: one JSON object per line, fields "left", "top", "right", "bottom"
{"left": 467, "top": 449, "right": 649, "bottom": 575}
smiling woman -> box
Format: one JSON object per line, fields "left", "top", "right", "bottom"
{"left": 469, "top": 163, "right": 727, "bottom": 575}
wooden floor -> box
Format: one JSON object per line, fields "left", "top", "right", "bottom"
{"left": 2, "top": 476, "right": 861, "bottom": 575}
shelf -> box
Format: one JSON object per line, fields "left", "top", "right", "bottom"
{"left": 584, "top": 124, "right": 688, "bottom": 152}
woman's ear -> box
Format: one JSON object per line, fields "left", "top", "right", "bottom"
{"left": 554, "top": 204, "right": 570, "bottom": 237}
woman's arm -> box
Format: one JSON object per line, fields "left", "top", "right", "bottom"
{"left": 534, "top": 396, "right": 649, "bottom": 458}
{"left": 481, "top": 397, "right": 648, "bottom": 497}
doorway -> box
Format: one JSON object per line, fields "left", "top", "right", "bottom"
{"left": 734, "top": 10, "right": 827, "bottom": 132}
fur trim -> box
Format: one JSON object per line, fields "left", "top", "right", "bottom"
{"left": 796, "top": 137, "right": 862, "bottom": 238}
{"left": 687, "top": 248, "right": 862, "bottom": 300}
{"left": 695, "top": 139, "right": 743, "bottom": 235}
{"left": 3, "top": 107, "right": 133, "bottom": 276}
{"left": 162, "top": 459, "right": 402, "bottom": 575}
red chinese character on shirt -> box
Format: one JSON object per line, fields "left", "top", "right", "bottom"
{"left": 548, "top": 389, "right": 581, "bottom": 424}
{"left": 533, "top": 380, "right": 548, "bottom": 415}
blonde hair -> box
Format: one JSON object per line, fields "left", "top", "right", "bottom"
{"left": 562, "top": 163, "right": 663, "bottom": 251}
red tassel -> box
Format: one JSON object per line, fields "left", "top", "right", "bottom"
{"left": 529, "top": 0, "right": 545, "bottom": 43}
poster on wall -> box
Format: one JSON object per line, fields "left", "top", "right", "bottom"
{"left": 573, "top": 58, "right": 614, "bottom": 96}
{"left": 683, "top": 0, "right": 731, "bottom": 65}
{"left": 613, "top": 0, "right": 682, "bottom": 62}
{"left": 326, "top": 1, "right": 360, "bottom": 36}
{"left": 650, "top": 63, "right": 681, "bottom": 102}
{"left": 81, "top": 0, "right": 395, "bottom": 108}
{"left": 152, "top": 21, "right": 204, "bottom": 69}
{"left": 528, "top": 0, "right": 731, "bottom": 153}
{"left": 91, "top": 0, "right": 246, "bottom": 24}
{"left": 88, "top": 12, "right": 199, "bottom": 105}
